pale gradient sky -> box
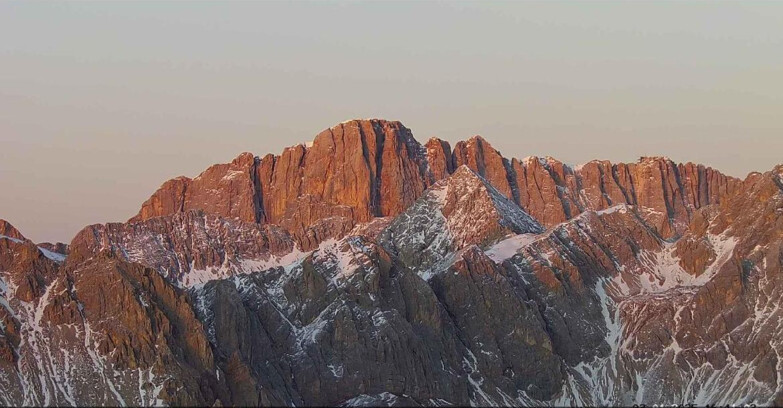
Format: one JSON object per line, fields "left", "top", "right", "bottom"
{"left": 2, "top": 2, "right": 782, "bottom": 243}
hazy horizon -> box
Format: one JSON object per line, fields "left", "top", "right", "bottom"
{"left": 2, "top": 2, "right": 782, "bottom": 243}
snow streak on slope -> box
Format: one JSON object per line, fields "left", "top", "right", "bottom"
{"left": 0, "top": 273, "right": 169, "bottom": 407}
{"left": 81, "top": 212, "right": 308, "bottom": 289}
{"left": 482, "top": 205, "right": 628, "bottom": 265}
{"left": 476, "top": 202, "right": 772, "bottom": 407}
{"left": 381, "top": 187, "right": 455, "bottom": 280}
{"left": 547, "top": 228, "right": 771, "bottom": 407}
{"left": 36, "top": 247, "right": 66, "bottom": 263}
{"left": 484, "top": 234, "right": 537, "bottom": 263}
{"left": 612, "top": 232, "right": 738, "bottom": 297}
{"left": 314, "top": 236, "right": 377, "bottom": 286}
{"left": 182, "top": 246, "right": 308, "bottom": 288}
{"left": 0, "top": 235, "right": 24, "bottom": 244}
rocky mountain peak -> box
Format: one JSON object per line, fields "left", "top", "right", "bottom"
{"left": 5, "top": 117, "right": 783, "bottom": 407}
{"left": 380, "top": 165, "right": 542, "bottom": 277}
{"left": 637, "top": 155, "right": 673, "bottom": 164}
{"left": 463, "top": 134, "right": 490, "bottom": 146}
{"left": 129, "top": 119, "right": 745, "bottom": 250}
{"left": 231, "top": 151, "right": 257, "bottom": 166}
{"left": 424, "top": 137, "right": 454, "bottom": 180}
{"left": 438, "top": 165, "right": 543, "bottom": 242}
{"left": 452, "top": 135, "right": 514, "bottom": 200}
{"left": 0, "top": 220, "right": 27, "bottom": 243}
{"left": 0, "top": 219, "right": 66, "bottom": 263}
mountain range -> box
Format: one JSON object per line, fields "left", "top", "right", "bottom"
{"left": 1, "top": 118, "right": 782, "bottom": 406}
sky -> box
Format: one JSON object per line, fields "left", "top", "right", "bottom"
{"left": 2, "top": 2, "right": 782, "bottom": 243}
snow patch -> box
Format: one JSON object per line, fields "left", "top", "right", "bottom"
{"left": 595, "top": 204, "right": 630, "bottom": 216}
{"left": 0, "top": 235, "right": 23, "bottom": 244}
{"left": 342, "top": 392, "right": 399, "bottom": 406}
{"left": 484, "top": 234, "right": 537, "bottom": 263}
{"left": 181, "top": 246, "right": 309, "bottom": 288}
{"left": 618, "top": 233, "right": 738, "bottom": 295}
{"left": 37, "top": 247, "right": 66, "bottom": 263}
{"left": 314, "top": 236, "right": 376, "bottom": 286}
{"left": 327, "top": 364, "right": 344, "bottom": 378}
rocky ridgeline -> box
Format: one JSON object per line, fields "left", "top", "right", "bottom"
{"left": 1, "top": 119, "right": 781, "bottom": 407}
{"left": 132, "top": 119, "right": 738, "bottom": 245}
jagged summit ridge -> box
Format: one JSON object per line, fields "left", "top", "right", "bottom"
{"left": 132, "top": 119, "right": 740, "bottom": 253}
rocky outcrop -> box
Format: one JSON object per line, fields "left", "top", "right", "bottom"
{"left": 70, "top": 210, "right": 299, "bottom": 287}
{"left": 515, "top": 156, "right": 740, "bottom": 237}
{"left": 426, "top": 245, "right": 563, "bottom": 399}
{"left": 0, "top": 220, "right": 60, "bottom": 303}
{"left": 380, "top": 165, "right": 542, "bottom": 275}
{"left": 424, "top": 137, "right": 453, "bottom": 181}
{"left": 131, "top": 176, "right": 190, "bottom": 223}
{"left": 36, "top": 242, "right": 68, "bottom": 257}
{"left": 65, "top": 253, "right": 224, "bottom": 405}
{"left": 0, "top": 220, "right": 27, "bottom": 242}
{"left": 511, "top": 156, "right": 573, "bottom": 226}
{"left": 0, "top": 249, "right": 230, "bottom": 406}
{"left": 191, "top": 237, "right": 475, "bottom": 406}
{"left": 452, "top": 136, "right": 515, "bottom": 201}
{"left": 0, "top": 222, "right": 226, "bottom": 405}
{"left": 133, "top": 152, "right": 260, "bottom": 224}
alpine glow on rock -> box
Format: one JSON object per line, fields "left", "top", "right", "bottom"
{"left": 1, "top": 119, "right": 782, "bottom": 406}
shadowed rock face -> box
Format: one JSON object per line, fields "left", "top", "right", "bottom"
{"left": 1, "top": 120, "right": 781, "bottom": 407}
